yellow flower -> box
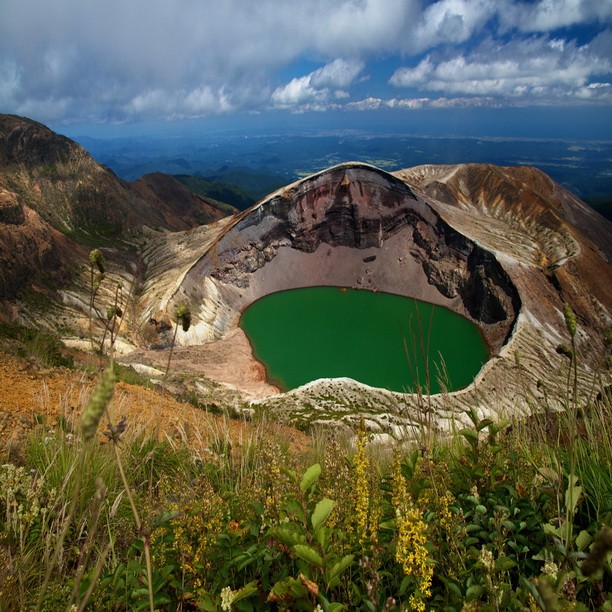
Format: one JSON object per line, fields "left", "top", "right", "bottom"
{"left": 351, "top": 420, "right": 380, "bottom": 547}
{"left": 391, "top": 454, "right": 433, "bottom": 610}
{"left": 354, "top": 422, "right": 370, "bottom": 545}
{"left": 438, "top": 491, "right": 455, "bottom": 533}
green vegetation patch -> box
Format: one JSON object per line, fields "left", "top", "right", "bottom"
{"left": 174, "top": 174, "right": 256, "bottom": 211}
{"left": 1, "top": 392, "right": 611, "bottom": 611}
{"left": 0, "top": 321, "right": 73, "bottom": 368}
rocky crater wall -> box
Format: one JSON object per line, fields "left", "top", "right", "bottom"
{"left": 164, "top": 164, "right": 520, "bottom": 353}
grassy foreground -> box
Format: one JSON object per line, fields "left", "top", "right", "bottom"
{"left": 0, "top": 379, "right": 610, "bottom": 610}
{"left": 0, "top": 307, "right": 611, "bottom": 610}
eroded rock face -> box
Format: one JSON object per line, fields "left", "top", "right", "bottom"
{"left": 48, "top": 159, "right": 610, "bottom": 433}
{"left": 161, "top": 164, "right": 520, "bottom": 353}
{"left": 0, "top": 188, "right": 75, "bottom": 300}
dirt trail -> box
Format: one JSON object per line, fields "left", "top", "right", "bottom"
{"left": 0, "top": 353, "right": 311, "bottom": 458}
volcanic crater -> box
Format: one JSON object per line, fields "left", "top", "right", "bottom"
{"left": 2, "top": 115, "right": 609, "bottom": 437}
{"left": 161, "top": 163, "right": 520, "bottom": 351}
{"left": 121, "top": 160, "right": 610, "bottom": 435}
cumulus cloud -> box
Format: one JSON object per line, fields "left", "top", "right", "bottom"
{"left": 1, "top": 0, "right": 611, "bottom": 123}
{"left": 390, "top": 30, "right": 612, "bottom": 103}
{"left": 407, "top": 0, "right": 497, "bottom": 52}
{"left": 272, "top": 59, "right": 364, "bottom": 110}
{"left": 0, "top": 0, "right": 410, "bottom": 122}
{"left": 346, "top": 95, "right": 501, "bottom": 111}
{"left": 498, "top": 0, "right": 612, "bottom": 33}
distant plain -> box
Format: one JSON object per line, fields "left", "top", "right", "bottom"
{"left": 72, "top": 129, "right": 612, "bottom": 219}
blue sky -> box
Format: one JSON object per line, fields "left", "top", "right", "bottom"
{"left": 2, "top": 0, "right": 612, "bottom": 138}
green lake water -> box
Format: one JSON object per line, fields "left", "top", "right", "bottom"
{"left": 239, "top": 287, "right": 489, "bottom": 393}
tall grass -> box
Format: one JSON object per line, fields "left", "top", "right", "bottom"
{"left": 0, "top": 279, "right": 610, "bottom": 610}
{"left": 1, "top": 367, "right": 609, "bottom": 610}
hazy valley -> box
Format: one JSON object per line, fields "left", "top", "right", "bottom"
{"left": 73, "top": 129, "right": 612, "bottom": 219}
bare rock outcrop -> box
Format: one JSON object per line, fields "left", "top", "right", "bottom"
{"left": 150, "top": 164, "right": 520, "bottom": 354}
{"left": 131, "top": 161, "right": 611, "bottom": 436}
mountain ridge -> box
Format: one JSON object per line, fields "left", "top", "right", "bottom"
{"left": 0, "top": 114, "right": 238, "bottom": 300}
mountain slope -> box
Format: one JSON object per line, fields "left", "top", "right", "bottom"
{"left": 0, "top": 186, "right": 77, "bottom": 300}
{"left": 174, "top": 174, "right": 256, "bottom": 211}
{"left": 397, "top": 163, "right": 611, "bottom": 263}
{"left": 0, "top": 115, "right": 233, "bottom": 236}
{"left": 131, "top": 172, "right": 237, "bottom": 228}
{"left": 0, "top": 114, "right": 236, "bottom": 300}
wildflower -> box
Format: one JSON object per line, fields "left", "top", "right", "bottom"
{"left": 103, "top": 416, "right": 127, "bottom": 443}
{"left": 391, "top": 454, "right": 432, "bottom": 611}
{"left": 220, "top": 586, "right": 234, "bottom": 611}
{"left": 353, "top": 420, "right": 373, "bottom": 546}
{"left": 260, "top": 442, "right": 287, "bottom": 527}
{"left": 81, "top": 365, "right": 115, "bottom": 441}
{"left": 438, "top": 491, "right": 455, "bottom": 532}
{"left": 168, "top": 480, "right": 225, "bottom": 585}
{"left": 542, "top": 559, "right": 559, "bottom": 581}
{"left": 391, "top": 453, "right": 409, "bottom": 511}
{"left": 479, "top": 546, "right": 495, "bottom": 573}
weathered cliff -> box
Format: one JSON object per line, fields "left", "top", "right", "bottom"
{"left": 127, "top": 161, "right": 611, "bottom": 435}
{"left": 145, "top": 164, "right": 520, "bottom": 354}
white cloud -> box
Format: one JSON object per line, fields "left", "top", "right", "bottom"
{"left": 346, "top": 95, "right": 501, "bottom": 110}
{"left": 407, "top": 0, "right": 497, "bottom": 52}
{"left": 272, "top": 76, "right": 322, "bottom": 108}
{"left": 272, "top": 59, "right": 365, "bottom": 110}
{"left": 0, "top": 0, "right": 611, "bottom": 123}
{"left": 499, "top": 0, "right": 612, "bottom": 33}
{"left": 345, "top": 97, "right": 386, "bottom": 111}
{"left": 390, "top": 31, "right": 612, "bottom": 102}
{"left": 310, "top": 59, "right": 365, "bottom": 89}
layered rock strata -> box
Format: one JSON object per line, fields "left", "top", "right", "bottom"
{"left": 127, "top": 162, "right": 611, "bottom": 437}
{"left": 155, "top": 164, "right": 520, "bottom": 355}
